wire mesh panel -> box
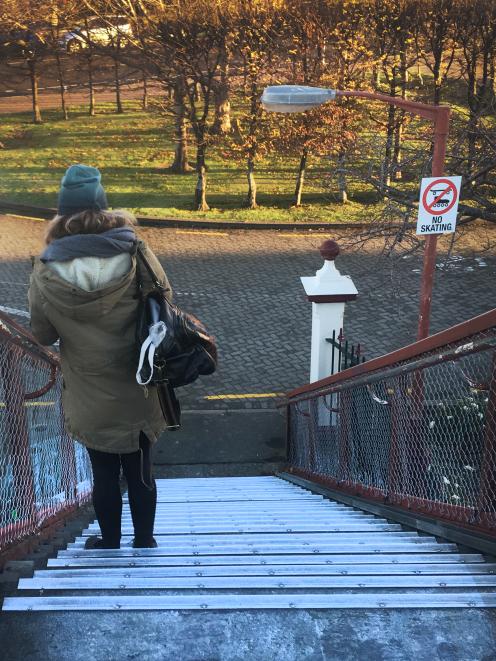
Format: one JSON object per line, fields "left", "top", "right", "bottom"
{"left": 0, "top": 313, "right": 92, "bottom": 552}
{"left": 287, "top": 312, "right": 496, "bottom": 533}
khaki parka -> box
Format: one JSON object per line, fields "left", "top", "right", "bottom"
{"left": 28, "top": 239, "right": 172, "bottom": 454}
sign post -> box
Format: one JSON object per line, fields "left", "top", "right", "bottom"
{"left": 416, "top": 176, "right": 461, "bottom": 236}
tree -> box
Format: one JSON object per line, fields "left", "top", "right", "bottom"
{"left": 369, "top": 0, "right": 420, "bottom": 186}
{"left": 456, "top": 0, "right": 496, "bottom": 177}
{"left": 84, "top": 0, "right": 195, "bottom": 172}
{"left": 211, "top": 3, "right": 233, "bottom": 136}
{"left": 0, "top": 9, "right": 26, "bottom": 95}
{"left": 230, "top": 0, "right": 283, "bottom": 208}
{"left": 86, "top": 6, "right": 135, "bottom": 114}
{"left": 269, "top": 104, "right": 358, "bottom": 207}
{"left": 153, "top": 0, "right": 226, "bottom": 210}
{"left": 45, "top": 0, "right": 83, "bottom": 120}
{"left": 322, "top": 0, "right": 374, "bottom": 201}
{"left": 0, "top": 0, "right": 53, "bottom": 123}
{"left": 415, "top": 0, "right": 459, "bottom": 105}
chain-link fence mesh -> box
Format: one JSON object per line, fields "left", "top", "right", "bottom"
{"left": 288, "top": 313, "right": 496, "bottom": 533}
{"left": 0, "top": 313, "right": 92, "bottom": 552}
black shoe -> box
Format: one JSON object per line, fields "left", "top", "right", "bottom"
{"left": 84, "top": 535, "right": 120, "bottom": 550}
{"left": 132, "top": 537, "right": 158, "bottom": 548}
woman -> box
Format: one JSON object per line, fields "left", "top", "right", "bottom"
{"left": 28, "top": 164, "right": 172, "bottom": 550}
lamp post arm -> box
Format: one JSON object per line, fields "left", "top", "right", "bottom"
{"left": 335, "top": 89, "right": 450, "bottom": 125}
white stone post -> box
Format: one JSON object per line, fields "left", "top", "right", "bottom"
{"left": 301, "top": 240, "right": 358, "bottom": 425}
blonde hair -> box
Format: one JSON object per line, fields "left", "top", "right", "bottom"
{"left": 44, "top": 209, "right": 137, "bottom": 245}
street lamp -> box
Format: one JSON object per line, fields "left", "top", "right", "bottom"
{"left": 261, "top": 85, "right": 451, "bottom": 341}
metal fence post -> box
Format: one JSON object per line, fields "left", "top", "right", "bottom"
{"left": 387, "top": 380, "right": 401, "bottom": 500}
{"left": 477, "top": 353, "right": 496, "bottom": 529}
{"left": 409, "top": 368, "right": 429, "bottom": 498}
{"left": 338, "top": 390, "right": 351, "bottom": 483}
{"left": 57, "top": 393, "right": 78, "bottom": 503}
{"left": 0, "top": 342, "right": 37, "bottom": 538}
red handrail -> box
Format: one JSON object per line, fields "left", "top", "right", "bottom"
{"left": 287, "top": 307, "right": 496, "bottom": 401}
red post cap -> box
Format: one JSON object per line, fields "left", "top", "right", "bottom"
{"left": 319, "top": 239, "right": 340, "bottom": 261}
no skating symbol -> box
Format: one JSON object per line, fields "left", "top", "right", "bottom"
{"left": 416, "top": 176, "right": 461, "bottom": 235}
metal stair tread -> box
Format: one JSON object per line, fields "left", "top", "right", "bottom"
{"left": 4, "top": 476, "right": 495, "bottom": 612}
{"left": 4, "top": 592, "right": 496, "bottom": 611}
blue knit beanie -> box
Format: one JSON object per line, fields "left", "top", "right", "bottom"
{"left": 57, "top": 164, "right": 108, "bottom": 216}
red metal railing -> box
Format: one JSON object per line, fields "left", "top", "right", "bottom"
{"left": 285, "top": 308, "right": 496, "bottom": 534}
{"left": 0, "top": 312, "right": 92, "bottom": 556}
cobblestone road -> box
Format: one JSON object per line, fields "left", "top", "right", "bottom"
{"left": 1, "top": 215, "right": 495, "bottom": 409}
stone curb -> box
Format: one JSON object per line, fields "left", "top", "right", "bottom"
{"left": 0, "top": 200, "right": 376, "bottom": 231}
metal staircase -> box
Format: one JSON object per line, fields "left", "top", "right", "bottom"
{"left": 3, "top": 476, "right": 496, "bottom": 611}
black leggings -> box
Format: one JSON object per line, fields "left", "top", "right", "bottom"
{"left": 86, "top": 431, "right": 157, "bottom": 547}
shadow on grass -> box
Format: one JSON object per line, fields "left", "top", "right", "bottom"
{"left": 2, "top": 188, "right": 371, "bottom": 213}
{"left": 52, "top": 124, "right": 165, "bottom": 139}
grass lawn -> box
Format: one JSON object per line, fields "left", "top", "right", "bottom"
{"left": 0, "top": 99, "right": 387, "bottom": 223}
{"left": 0, "top": 79, "right": 486, "bottom": 224}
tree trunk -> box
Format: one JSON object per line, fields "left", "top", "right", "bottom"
{"left": 294, "top": 149, "right": 308, "bottom": 207}
{"left": 417, "top": 61, "right": 424, "bottom": 87}
{"left": 374, "top": 66, "right": 381, "bottom": 89}
{"left": 245, "top": 157, "right": 257, "bottom": 209}
{"left": 142, "top": 72, "right": 148, "bottom": 110}
{"left": 337, "top": 150, "right": 348, "bottom": 204}
{"left": 317, "top": 40, "right": 327, "bottom": 68}
{"left": 28, "top": 60, "right": 42, "bottom": 124}
{"left": 88, "top": 58, "right": 95, "bottom": 116}
{"left": 480, "top": 47, "right": 494, "bottom": 112}
{"left": 114, "top": 56, "right": 123, "bottom": 114}
{"left": 489, "top": 56, "right": 496, "bottom": 106}
{"left": 433, "top": 81, "right": 441, "bottom": 105}
{"left": 54, "top": 50, "right": 68, "bottom": 120}
{"left": 393, "top": 112, "right": 404, "bottom": 180}
{"left": 242, "top": 61, "right": 248, "bottom": 95}
{"left": 194, "top": 82, "right": 201, "bottom": 102}
{"left": 85, "top": 21, "right": 95, "bottom": 116}
{"left": 245, "top": 73, "right": 259, "bottom": 209}
{"left": 212, "top": 52, "right": 231, "bottom": 134}
{"left": 433, "top": 54, "right": 442, "bottom": 104}
{"left": 393, "top": 55, "right": 408, "bottom": 181}
{"left": 467, "top": 113, "right": 478, "bottom": 178}
{"left": 302, "top": 46, "right": 309, "bottom": 85}
{"left": 212, "top": 86, "right": 231, "bottom": 135}
{"left": 170, "top": 81, "right": 193, "bottom": 173}
{"left": 466, "top": 48, "right": 479, "bottom": 178}
{"left": 195, "top": 143, "right": 209, "bottom": 211}
{"left": 382, "top": 80, "right": 396, "bottom": 194}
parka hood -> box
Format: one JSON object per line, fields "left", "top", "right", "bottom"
{"left": 32, "top": 257, "right": 137, "bottom": 322}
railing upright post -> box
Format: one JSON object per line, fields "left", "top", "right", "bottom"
{"left": 387, "top": 379, "right": 402, "bottom": 501}
{"left": 55, "top": 387, "right": 78, "bottom": 503}
{"left": 0, "top": 343, "right": 37, "bottom": 539}
{"left": 308, "top": 399, "right": 318, "bottom": 471}
{"left": 285, "top": 404, "right": 291, "bottom": 463}
{"left": 477, "top": 353, "right": 496, "bottom": 530}
{"left": 338, "top": 390, "right": 351, "bottom": 483}
{"left": 60, "top": 428, "right": 78, "bottom": 503}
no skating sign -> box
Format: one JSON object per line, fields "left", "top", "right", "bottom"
{"left": 416, "top": 176, "right": 462, "bottom": 235}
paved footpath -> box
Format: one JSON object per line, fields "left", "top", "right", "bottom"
{"left": 1, "top": 215, "right": 495, "bottom": 409}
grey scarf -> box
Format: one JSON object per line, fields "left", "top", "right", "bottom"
{"left": 41, "top": 227, "right": 137, "bottom": 263}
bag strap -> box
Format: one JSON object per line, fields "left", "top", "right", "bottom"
{"left": 135, "top": 244, "right": 167, "bottom": 295}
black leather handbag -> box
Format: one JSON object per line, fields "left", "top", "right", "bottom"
{"left": 135, "top": 246, "right": 217, "bottom": 429}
